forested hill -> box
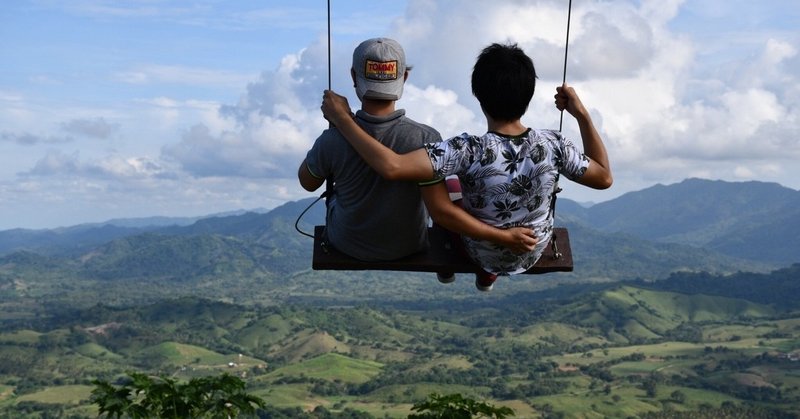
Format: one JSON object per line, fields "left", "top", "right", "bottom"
{"left": 631, "top": 263, "right": 800, "bottom": 311}
{"left": 0, "top": 178, "right": 797, "bottom": 304}
{"left": 565, "top": 178, "right": 800, "bottom": 265}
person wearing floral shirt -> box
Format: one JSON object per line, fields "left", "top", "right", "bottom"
{"left": 321, "top": 43, "right": 612, "bottom": 291}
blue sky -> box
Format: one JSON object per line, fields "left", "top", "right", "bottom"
{"left": 1, "top": 0, "right": 798, "bottom": 229}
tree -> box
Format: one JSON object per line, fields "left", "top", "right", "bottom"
{"left": 91, "top": 372, "right": 264, "bottom": 418}
{"left": 642, "top": 379, "right": 657, "bottom": 398}
{"left": 409, "top": 393, "right": 515, "bottom": 419}
{"left": 669, "top": 390, "right": 686, "bottom": 404}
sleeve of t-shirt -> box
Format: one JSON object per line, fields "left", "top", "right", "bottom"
{"left": 419, "top": 126, "right": 443, "bottom": 149}
{"left": 304, "top": 132, "right": 331, "bottom": 180}
{"left": 418, "top": 133, "right": 474, "bottom": 186}
{"left": 556, "top": 132, "right": 590, "bottom": 181}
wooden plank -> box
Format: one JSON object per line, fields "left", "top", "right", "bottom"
{"left": 312, "top": 225, "right": 573, "bottom": 274}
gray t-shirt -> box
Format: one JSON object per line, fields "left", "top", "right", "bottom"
{"left": 305, "top": 109, "right": 442, "bottom": 261}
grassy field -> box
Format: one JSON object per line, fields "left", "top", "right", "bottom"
{"left": 406, "top": 355, "right": 473, "bottom": 373}
{"left": 15, "top": 385, "right": 93, "bottom": 405}
{"left": 264, "top": 353, "right": 382, "bottom": 383}
{"left": 1, "top": 286, "right": 799, "bottom": 418}
{"left": 75, "top": 342, "right": 124, "bottom": 360}
{"left": 0, "top": 329, "right": 40, "bottom": 345}
{"left": 135, "top": 341, "right": 258, "bottom": 367}
{"left": 0, "top": 385, "right": 12, "bottom": 402}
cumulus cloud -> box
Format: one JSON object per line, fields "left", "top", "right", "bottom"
{"left": 161, "top": 124, "right": 287, "bottom": 178}
{"left": 61, "top": 117, "right": 119, "bottom": 139}
{"left": 2, "top": 119, "right": 117, "bottom": 146}
{"left": 23, "top": 150, "right": 173, "bottom": 180}
{"left": 1, "top": 131, "right": 73, "bottom": 145}
{"left": 159, "top": 39, "right": 332, "bottom": 179}
{"left": 399, "top": 84, "right": 479, "bottom": 137}
{"left": 570, "top": 9, "right": 654, "bottom": 79}
{"left": 608, "top": 37, "right": 798, "bottom": 169}
{"left": 26, "top": 151, "right": 81, "bottom": 176}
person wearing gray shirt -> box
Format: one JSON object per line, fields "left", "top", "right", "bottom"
{"left": 299, "top": 38, "right": 439, "bottom": 261}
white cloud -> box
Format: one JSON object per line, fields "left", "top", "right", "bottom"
{"left": 162, "top": 124, "right": 263, "bottom": 178}
{"left": 570, "top": 9, "right": 654, "bottom": 78}
{"left": 132, "top": 96, "right": 234, "bottom": 136}
{"left": 26, "top": 151, "right": 81, "bottom": 176}
{"left": 399, "top": 84, "right": 479, "bottom": 138}
{"left": 1, "top": 132, "right": 73, "bottom": 145}
{"left": 115, "top": 65, "right": 256, "bottom": 88}
{"left": 23, "top": 150, "right": 173, "bottom": 180}
{"left": 61, "top": 117, "right": 119, "bottom": 139}
{"left": 155, "top": 41, "right": 334, "bottom": 180}
{"left": 0, "top": 91, "right": 24, "bottom": 102}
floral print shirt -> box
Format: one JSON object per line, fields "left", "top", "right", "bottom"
{"left": 425, "top": 128, "right": 589, "bottom": 275}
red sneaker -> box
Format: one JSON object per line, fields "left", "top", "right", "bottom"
{"left": 475, "top": 271, "right": 497, "bottom": 292}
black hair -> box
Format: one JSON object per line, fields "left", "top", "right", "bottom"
{"left": 471, "top": 43, "right": 537, "bottom": 121}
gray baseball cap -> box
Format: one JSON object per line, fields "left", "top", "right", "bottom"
{"left": 352, "top": 38, "right": 407, "bottom": 101}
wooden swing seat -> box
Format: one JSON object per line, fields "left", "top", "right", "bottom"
{"left": 311, "top": 225, "right": 573, "bottom": 274}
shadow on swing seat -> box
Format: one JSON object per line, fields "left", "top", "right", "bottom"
{"left": 311, "top": 225, "right": 573, "bottom": 274}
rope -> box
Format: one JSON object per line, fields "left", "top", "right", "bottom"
{"left": 552, "top": 0, "right": 573, "bottom": 259}
{"left": 294, "top": 194, "right": 326, "bottom": 239}
{"left": 295, "top": 0, "right": 333, "bottom": 240}
{"left": 558, "top": 0, "right": 573, "bottom": 133}
{"left": 327, "top": 0, "right": 331, "bottom": 91}
{"left": 324, "top": 0, "right": 335, "bottom": 207}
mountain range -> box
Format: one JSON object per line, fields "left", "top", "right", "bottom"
{"left": 2, "top": 178, "right": 800, "bottom": 417}
{"left": 1, "top": 178, "right": 798, "bottom": 302}
{"left": 565, "top": 178, "right": 800, "bottom": 264}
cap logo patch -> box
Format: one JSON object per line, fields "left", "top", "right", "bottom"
{"left": 364, "top": 59, "right": 398, "bottom": 81}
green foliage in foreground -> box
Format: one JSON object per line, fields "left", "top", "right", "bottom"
{"left": 409, "top": 393, "right": 515, "bottom": 419}
{"left": 90, "top": 379, "right": 511, "bottom": 419}
{"left": 91, "top": 372, "right": 264, "bottom": 418}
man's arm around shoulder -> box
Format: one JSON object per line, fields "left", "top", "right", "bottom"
{"left": 322, "top": 90, "right": 435, "bottom": 181}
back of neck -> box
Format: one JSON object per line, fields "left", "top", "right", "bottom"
{"left": 486, "top": 117, "right": 528, "bottom": 136}
{"left": 361, "top": 99, "right": 396, "bottom": 116}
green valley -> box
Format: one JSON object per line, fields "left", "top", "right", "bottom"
{"left": 1, "top": 180, "right": 799, "bottom": 418}
{"left": 2, "top": 269, "right": 800, "bottom": 418}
